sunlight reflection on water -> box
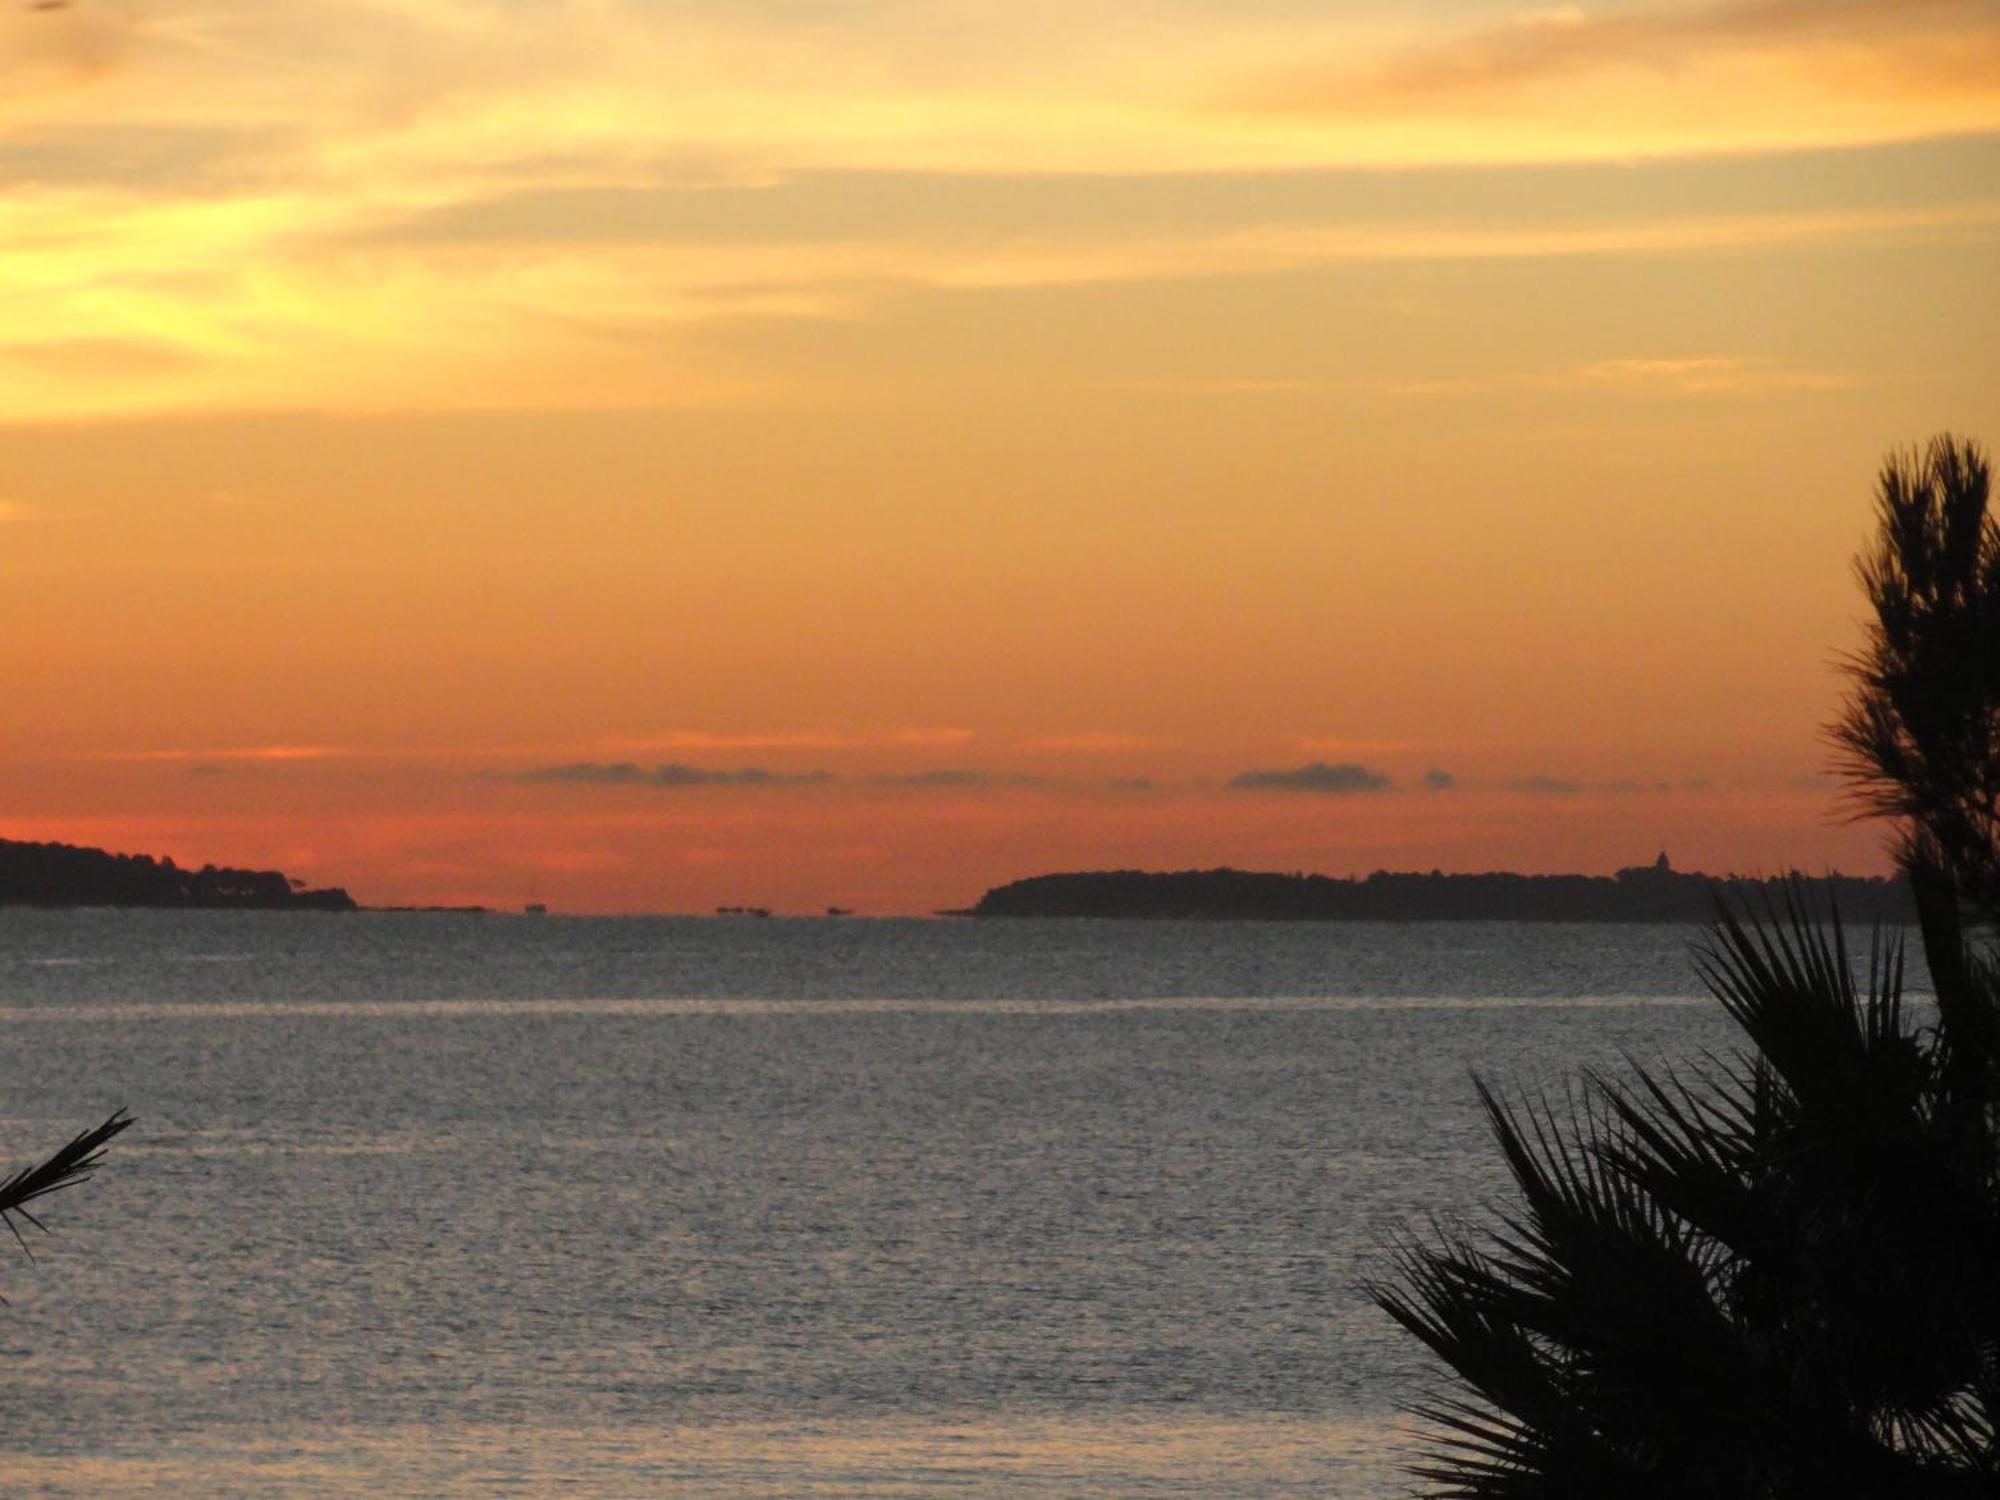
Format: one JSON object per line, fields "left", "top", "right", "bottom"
{"left": 0, "top": 992, "right": 1708, "bottom": 1024}
{"left": 0, "top": 913, "right": 1740, "bottom": 1496}
{"left": 16, "top": 1413, "right": 1408, "bottom": 1497}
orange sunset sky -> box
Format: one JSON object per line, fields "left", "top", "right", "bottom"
{"left": 3, "top": 0, "right": 1998, "bottom": 913}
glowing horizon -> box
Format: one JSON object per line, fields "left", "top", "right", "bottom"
{"left": 3, "top": 0, "right": 1997, "bottom": 911}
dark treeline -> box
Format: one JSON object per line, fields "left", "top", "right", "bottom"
{"left": 0, "top": 838, "right": 355, "bottom": 910}
{"left": 968, "top": 855, "right": 1914, "bottom": 922}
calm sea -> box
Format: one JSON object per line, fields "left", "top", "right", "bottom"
{"left": 0, "top": 911, "right": 1743, "bottom": 1496}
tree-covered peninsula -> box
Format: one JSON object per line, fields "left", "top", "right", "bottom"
{"left": 965, "top": 855, "right": 1912, "bottom": 923}
{"left": 0, "top": 838, "right": 355, "bottom": 910}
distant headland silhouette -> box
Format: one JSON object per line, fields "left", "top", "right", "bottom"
{"left": 0, "top": 837, "right": 356, "bottom": 911}
{"left": 961, "top": 854, "right": 1913, "bottom": 923}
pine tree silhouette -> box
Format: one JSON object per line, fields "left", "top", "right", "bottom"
{"left": 1373, "top": 436, "right": 2000, "bottom": 1497}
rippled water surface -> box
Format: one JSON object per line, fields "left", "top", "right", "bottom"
{"left": 0, "top": 912, "right": 1737, "bottom": 1495}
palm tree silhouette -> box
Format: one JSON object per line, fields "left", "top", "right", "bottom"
{"left": 1373, "top": 435, "right": 2000, "bottom": 1497}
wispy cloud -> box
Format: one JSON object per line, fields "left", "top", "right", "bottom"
{"left": 90, "top": 744, "right": 346, "bottom": 763}
{"left": 1316, "top": 0, "right": 1986, "bottom": 99}
{"left": 0, "top": 2, "right": 141, "bottom": 89}
{"left": 495, "top": 759, "right": 1215, "bottom": 798}
{"left": 2, "top": 336, "right": 196, "bottom": 379}
{"left": 18, "top": 204, "right": 1950, "bottom": 421}
{"left": 516, "top": 762, "right": 1070, "bottom": 791}
{"left": 600, "top": 728, "right": 975, "bottom": 752}
{"left": 1381, "top": 354, "right": 1862, "bottom": 398}
{"left": 0, "top": 0, "right": 1990, "bottom": 421}
{"left": 1251, "top": 0, "right": 2000, "bottom": 151}
{"left": 1492, "top": 773, "right": 1711, "bottom": 796}
{"left": 519, "top": 762, "right": 833, "bottom": 787}
{"left": 1541, "top": 355, "right": 1857, "bottom": 395}
{"left": 1127, "top": 353, "right": 1861, "bottom": 401}
{"left": 1509, "top": 775, "right": 1584, "bottom": 796}
{"left": 71, "top": 731, "right": 981, "bottom": 768}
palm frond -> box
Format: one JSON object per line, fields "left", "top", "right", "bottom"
{"left": 0, "top": 1110, "right": 134, "bottom": 1257}
{"left": 1379, "top": 437, "right": 2000, "bottom": 1494}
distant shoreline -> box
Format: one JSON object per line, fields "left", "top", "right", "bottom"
{"left": 0, "top": 836, "right": 356, "bottom": 912}
{"left": 962, "top": 859, "right": 1913, "bottom": 923}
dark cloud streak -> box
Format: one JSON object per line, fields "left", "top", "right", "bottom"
{"left": 1229, "top": 761, "right": 1391, "bottom": 794}
{"left": 1509, "top": 775, "right": 1583, "bottom": 796}
{"left": 870, "top": 769, "right": 1047, "bottom": 788}
{"left": 516, "top": 762, "right": 1073, "bottom": 791}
